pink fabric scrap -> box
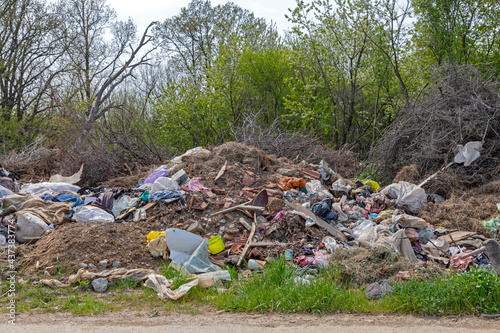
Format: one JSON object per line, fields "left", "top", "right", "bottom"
{"left": 184, "top": 177, "right": 207, "bottom": 192}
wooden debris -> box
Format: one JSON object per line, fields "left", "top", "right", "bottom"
{"left": 238, "top": 217, "right": 256, "bottom": 266}
{"left": 214, "top": 161, "right": 228, "bottom": 181}
{"left": 286, "top": 201, "right": 347, "bottom": 242}
{"left": 239, "top": 218, "right": 252, "bottom": 230}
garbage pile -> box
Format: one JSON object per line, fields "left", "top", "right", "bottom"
{"left": 1, "top": 142, "right": 499, "bottom": 296}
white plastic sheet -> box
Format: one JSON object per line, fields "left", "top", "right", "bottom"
{"left": 171, "top": 147, "right": 211, "bottom": 164}
{"left": 144, "top": 270, "right": 230, "bottom": 300}
{"left": 112, "top": 195, "right": 140, "bottom": 216}
{"left": 352, "top": 220, "right": 374, "bottom": 238}
{"left": 20, "top": 182, "right": 80, "bottom": 195}
{"left": 305, "top": 180, "right": 333, "bottom": 198}
{"left": 0, "top": 185, "right": 14, "bottom": 198}
{"left": 454, "top": 141, "right": 482, "bottom": 166}
{"left": 381, "top": 181, "right": 427, "bottom": 213}
{"left": 73, "top": 206, "right": 115, "bottom": 223}
{"left": 48, "top": 164, "right": 83, "bottom": 184}
{"left": 151, "top": 177, "right": 179, "bottom": 194}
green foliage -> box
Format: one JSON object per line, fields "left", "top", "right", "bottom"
{"left": 412, "top": 0, "right": 500, "bottom": 68}
{"left": 0, "top": 119, "right": 28, "bottom": 154}
{"left": 153, "top": 6, "right": 289, "bottom": 153}
{"left": 389, "top": 268, "right": 500, "bottom": 315}
{"left": 354, "top": 164, "right": 383, "bottom": 182}
{"left": 75, "top": 279, "right": 90, "bottom": 287}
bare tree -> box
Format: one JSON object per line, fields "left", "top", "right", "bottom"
{"left": 0, "top": 0, "right": 65, "bottom": 126}
{"left": 54, "top": 0, "right": 157, "bottom": 141}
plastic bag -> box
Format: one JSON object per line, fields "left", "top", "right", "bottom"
{"left": 184, "top": 177, "right": 207, "bottom": 192}
{"left": 322, "top": 236, "right": 338, "bottom": 253}
{"left": 73, "top": 206, "right": 115, "bottom": 223}
{"left": 381, "top": 181, "right": 427, "bottom": 213}
{"left": 332, "top": 203, "right": 348, "bottom": 222}
{"left": 305, "top": 180, "right": 333, "bottom": 198}
{"left": 482, "top": 216, "right": 499, "bottom": 238}
{"left": 171, "top": 147, "right": 210, "bottom": 164}
{"left": 112, "top": 195, "right": 140, "bottom": 216}
{"left": 142, "top": 166, "right": 168, "bottom": 185}
{"left": 147, "top": 236, "right": 168, "bottom": 259}
{"left": 146, "top": 231, "right": 165, "bottom": 243}
{"left": 151, "top": 177, "right": 179, "bottom": 194}
{"left": 165, "top": 228, "right": 208, "bottom": 265}
{"left": 181, "top": 241, "right": 222, "bottom": 274}
{"left": 310, "top": 198, "right": 338, "bottom": 221}
{"left": 15, "top": 213, "right": 49, "bottom": 243}
{"left": 0, "top": 185, "right": 14, "bottom": 198}
{"left": 363, "top": 180, "right": 380, "bottom": 191}
{"left": 454, "top": 141, "right": 482, "bottom": 166}
{"left": 331, "top": 178, "right": 351, "bottom": 192}
{"left": 133, "top": 208, "right": 146, "bottom": 221}
{"left": 318, "top": 160, "right": 336, "bottom": 181}
{"left": 352, "top": 220, "right": 374, "bottom": 238}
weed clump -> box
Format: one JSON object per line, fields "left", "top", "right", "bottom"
{"left": 330, "top": 247, "right": 415, "bottom": 286}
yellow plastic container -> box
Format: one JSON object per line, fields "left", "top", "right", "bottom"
{"left": 146, "top": 231, "right": 165, "bottom": 244}
{"left": 208, "top": 235, "right": 224, "bottom": 255}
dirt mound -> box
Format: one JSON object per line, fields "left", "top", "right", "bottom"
{"left": 213, "top": 142, "right": 283, "bottom": 172}
{"left": 418, "top": 193, "right": 500, "bottom": 237}
{"left": 18, "top": 220, "right": 167, "bottom": 277}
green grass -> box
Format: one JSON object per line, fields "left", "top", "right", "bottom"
{"left": 216, "top": 258, "right": 392, "bottom": 314}
{"left": 216, "top": 257, "right": 500, "bottom": 315}
{"left": 5, "top": 258, "right": 499, "bottom": 316}
{"left": 61, "top": 295, "right": 113, "bottom": 314}
{"left": 388, "top": 267, "right": 500, "bottom": 315}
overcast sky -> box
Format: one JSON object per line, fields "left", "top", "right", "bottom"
{"left": 106, "top": 0, "right": 300, "bottom": 35}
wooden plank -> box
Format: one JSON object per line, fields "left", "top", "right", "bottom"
{"left": 286, "top": 201, "right": 347, "bottom": 242}
{"left": 237, "top": 216, "right": 256, "bottom": 266}
{"left": 214, "top": 161, "right": 228, "bottom": 181}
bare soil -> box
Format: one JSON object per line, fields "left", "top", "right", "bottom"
{"left": 4, "top": 310, "right": 500, "bottom": 332}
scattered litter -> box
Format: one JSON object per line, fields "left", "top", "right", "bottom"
{"left": 1, "top": 141, "right": 498, "bottom": 303}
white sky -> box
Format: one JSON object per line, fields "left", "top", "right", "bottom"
{"left": 106, "top": 0, "right": 300, "bottom": 35}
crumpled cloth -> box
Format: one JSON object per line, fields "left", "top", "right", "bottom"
{"left": 1, "top": 193, "right": 71, "bottom": 225}
{"left": 357, "top": 225, "right": 418, "bottom": 262}
{"left": 54, "top": 192, "right": 83, "bottom": 207}
{"left": 152, "top": 190, "right": 185, "bottom": 202}
{"left": 184, "top": 178, "right": 207, "bottom": 192}
{"left": 294, "top": 250, "right": 331, "bottom": 268}
{"left": 276, "top": 177, "right": 306, "bottom": 191}
{"left": 450, "top": 251, "right": 474, "bottom": 272}
{"left": 0, "top": 177, "right": 16, "bottom": 191}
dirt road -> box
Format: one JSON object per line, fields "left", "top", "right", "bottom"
{"left": 3, "top": 311, "right": 499, "bottom": 332}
